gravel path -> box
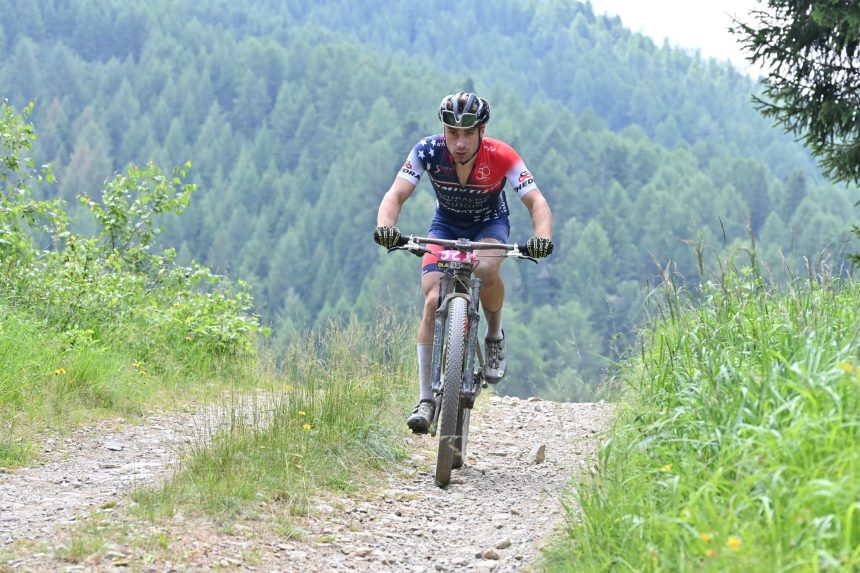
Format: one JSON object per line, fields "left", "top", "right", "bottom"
{"left": 1, "top": 395, "right": 613, "bottom": 572}
{"left": 0, "top": 411, "right": 205, "bottom": 547}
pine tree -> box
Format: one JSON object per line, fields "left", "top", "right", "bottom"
{"left": 61, "top": 108, "right": 114, "bottom": 201}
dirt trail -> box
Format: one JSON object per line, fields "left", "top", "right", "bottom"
{"left": 1, "top": 396, "right": 613, "bottom": 572}
{"left": 1, "top": 413, "right": 195, "bottom": 545}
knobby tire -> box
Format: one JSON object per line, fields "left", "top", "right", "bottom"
{"left": 435, "top": 296, "right": 468, "bottom": 488}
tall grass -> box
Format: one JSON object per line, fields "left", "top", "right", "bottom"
{"left": 131, "top": 312, "right": 416, "bottom": 528}
{"left": 548, "top": 264, "right": 860, "bottom": 572}
{"left": 0, "top": 305, "right": 255, "bottom": 467}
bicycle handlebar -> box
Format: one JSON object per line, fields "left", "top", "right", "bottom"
{"left": 389, "top": 235, "right": 538, "bottom": 263}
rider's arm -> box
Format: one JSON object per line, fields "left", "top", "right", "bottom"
{"left": 377, "top": 177, "right": 416, "bottom": 226}
{"left": 522, "top": 189, "right": 553, "bottom": 238}
{"left": 498, "top": 142, "right": 551, "bottom": 238}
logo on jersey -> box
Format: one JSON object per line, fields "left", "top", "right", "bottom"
{"left": 400, "top": 161, "right": 418, "bottom": 178}
{"left": 476, "top": 165, "right": 490, "bottom": 180}
{"left": 518, "top": 170, "right": 532, "bottom": 183}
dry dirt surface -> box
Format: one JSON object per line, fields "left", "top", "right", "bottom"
{"left": 1, "top": 395, "right": 614, "bottom": 573}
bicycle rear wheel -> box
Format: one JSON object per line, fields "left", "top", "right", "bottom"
{"left": 435, "top": 296, "right": 468, "bottom": 487}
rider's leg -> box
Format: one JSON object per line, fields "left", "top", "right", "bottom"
{"left": 407, "top": 270, "right": 442, "bottom": 433}
{"left": 474, "top": 238, "right": 508, "bottom": 382}
{"left": 418, "top": 271, "right": 443, "bottom": 398}
{"left": 474, "top": 239, "right": 505, "bottom": 340}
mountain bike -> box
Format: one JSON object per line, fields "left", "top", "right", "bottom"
{"left": 389, "top": 235, "right": 537, "bottom": 487}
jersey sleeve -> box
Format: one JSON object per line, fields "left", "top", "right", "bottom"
{"left": 502, "top": 145, "right": 538, "bottom": 199}
{"left": 395, "top": 145, "right": 425, "bottom": 185}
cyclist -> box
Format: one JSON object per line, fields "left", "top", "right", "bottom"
{"left": 374, "top": 92, "right": 554, "bottom": 433}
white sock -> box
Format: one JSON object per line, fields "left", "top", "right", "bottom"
{"left": 484, "top": 308, "right": 503, "bottom": 340}
{"left": 418, "top": 343, "right": 433, "bottom": 401}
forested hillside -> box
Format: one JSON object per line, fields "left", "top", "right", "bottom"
{"left": 2, "top": 0, "right": 857, "bottom": 398}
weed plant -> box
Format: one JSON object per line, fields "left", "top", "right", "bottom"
{"left": 548, "top": 258, "right": 860, "bottom": 572}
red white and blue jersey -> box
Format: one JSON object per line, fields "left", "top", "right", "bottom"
{"left": 396, "top": 135, "right": 538, "bottom": 224}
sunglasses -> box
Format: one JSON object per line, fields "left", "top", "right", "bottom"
{"left": 441, "top": 109, "right": 479, "bottom": 129}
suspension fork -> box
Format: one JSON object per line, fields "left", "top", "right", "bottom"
{"left": 430, "top": 275, "right": 450, "bottom": 397}
{"left": 430, "top": 273, "right": 479, "bottom": 394}
{"left": 462, "top": 276, "right": 482, "bottom": 405}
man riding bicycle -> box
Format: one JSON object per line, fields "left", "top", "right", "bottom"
{"left": 374, "top": 91, "right": 554, "bottom": 433}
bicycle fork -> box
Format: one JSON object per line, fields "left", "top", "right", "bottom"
{"left": 462, "top": 277, "right": 482, "bottom": 407}
{"left": 429, "top": 276, "right": 449, "bottom": 413}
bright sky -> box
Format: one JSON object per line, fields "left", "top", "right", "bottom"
{"left": 588, "top": 0, "right": 763, "bottom": 75}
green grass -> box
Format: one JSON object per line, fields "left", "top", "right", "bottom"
{"left": 0, "top": 311, "right": 141, "bottom": 466}
{"left": 130, "top": 314, "right": 415, "bottom": 529}
{"left": 1, "top": 307, "right": 416, "bottom": 564}
{"left": 0, "top": 306, "right": 258, "bottom": 468}
{"left": 547, "top": 268, "right": 860, "bottom": 572}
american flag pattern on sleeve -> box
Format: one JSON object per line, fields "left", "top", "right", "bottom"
{"left": 396, "top": 135, "right": 538, "bottom": 225}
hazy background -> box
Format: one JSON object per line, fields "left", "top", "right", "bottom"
{"left": 1, "top": 0, "right": 855, "bottom": 399}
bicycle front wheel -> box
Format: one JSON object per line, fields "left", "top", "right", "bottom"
{"left": 452, "top": 406, "right": 470, "bottom": 470}
{"left": 435, "top": 296, "right": 469, "bottom": 488}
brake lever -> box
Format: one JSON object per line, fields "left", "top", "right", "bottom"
{"left": 509, "top": 247, "right": 538, "bottom": 264}
{"left": 388, "top": 243, "right": 430, "bottom": 257}
{"left": 517, "top": 253, "right": 538, "bottom": 264}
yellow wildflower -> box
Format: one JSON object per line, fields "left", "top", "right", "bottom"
{"left": 132, "top": 361, "right": 143, "bottom": 369}
{"left": 298, "top": 411, "right": 307, "bottom": 416}
{"left": 706, "top": 548, "right": 716, "bottom": 558}
{"left": 660, "top": 463, "right": 673, "bottom": 472}
{"left": 699, "top": 532, "right": 712, "bottom": 543}
{"left": 727, "top": 536, "right": 742, "bottom": 551}
{"left": 303, "top": 424, "right": 312, "bottom": 431}
{"left": 838, "top": 362, "right": 856, "bottom": 373}
{"left": 54, "top": 367, "right": 67, "bottom": 376}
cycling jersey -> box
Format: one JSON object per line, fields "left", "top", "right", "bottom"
{"left": 396, "top": 135, "right": 538, "bottom": 225}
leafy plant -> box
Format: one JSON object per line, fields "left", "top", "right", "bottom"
{"left": 0, "top": 101, "right": 63, "bottom": 266}
{"left": 79, "top": 161, "right": 194, "bottom": 269}
{"left": 0, "top": 101, "right": 263, "bottom": 447}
